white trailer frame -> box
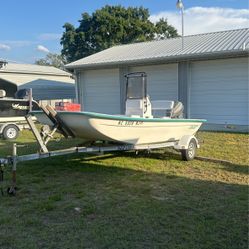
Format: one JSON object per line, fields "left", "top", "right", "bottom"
{"left": 0, "top": 135, "right": 199, "bottom": 196}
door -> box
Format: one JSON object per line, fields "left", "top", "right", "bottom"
{"left": 190, "top": 57, "right": 249, "bottom": 125}
{"left": 80, "top": 68, "right": 120, "bottom": 114}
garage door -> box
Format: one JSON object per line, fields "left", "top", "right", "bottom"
{"left": 190, "top": 57, "right": 248, "bottom": 125}
{"left": 80, "top": 68, "right": 120, "bottom": 114}
{"left": 129, "top": 64, "right": 178, "bottom": 101}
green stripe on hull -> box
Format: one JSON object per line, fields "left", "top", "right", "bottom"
{"left": 32, "top": 111, "right": 206, "bottom": 123}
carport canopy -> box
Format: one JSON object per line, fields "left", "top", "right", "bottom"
{"left": 19, "top": 79, "right": 76, "bottom": 100}
{"left": 0, "top": 78, "right": 75, "bottom": 100}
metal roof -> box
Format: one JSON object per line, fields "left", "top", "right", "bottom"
{"left": 66, "top": 28, "right": 249, "bottom": 70}
{"left": 0, "top": 63, "right": 72, "bottom": 76}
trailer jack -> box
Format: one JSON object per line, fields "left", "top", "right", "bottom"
{"left": 0, "top": 164, "right": 4, "bottom": 196}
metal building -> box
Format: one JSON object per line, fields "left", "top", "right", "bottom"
{"left": 0, "top": 63, "right": 75, "bottom": 105}
{"left": 66, "top": 28, "right": 249, "bottom": 132}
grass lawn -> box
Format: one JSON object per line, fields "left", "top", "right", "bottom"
{"left": 0, "top": 130, "right": 248, "bottom": 249}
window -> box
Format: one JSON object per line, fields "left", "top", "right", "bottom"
{"left": 126, "top": 77, "right": 145, "bottom": 99}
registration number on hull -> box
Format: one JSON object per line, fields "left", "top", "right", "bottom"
{"left": 118, "top": 121, "right": 143, "bottom": 126}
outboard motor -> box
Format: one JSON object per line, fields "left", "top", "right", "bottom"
{"left": 171, "top": 101, "right": 184, "bottom": 118}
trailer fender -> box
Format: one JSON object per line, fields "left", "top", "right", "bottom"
{"left": 174, "top": 135, "right": 200, "bottom": 150}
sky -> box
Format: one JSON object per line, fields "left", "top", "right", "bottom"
{"left": 0, "top": 0, "right": 248, "bottom": 64}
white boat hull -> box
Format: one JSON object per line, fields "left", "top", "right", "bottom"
{"left": 33, "top": 111, "right": 205, "bottom": 145}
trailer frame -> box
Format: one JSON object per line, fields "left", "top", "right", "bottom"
{"left": 0, "top": 135, "right": 199, "bottom": 196}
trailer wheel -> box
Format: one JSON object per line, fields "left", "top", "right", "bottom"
{"left": 181, "top": 138, "right": 197, "bottom": 161}
{"left": 3, "top": 125, "right": 19, "bottom": 140}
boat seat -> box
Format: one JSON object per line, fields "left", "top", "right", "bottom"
{"left": 152, "top": 100, "right": 174, "bottom": 110}
{"left": 151, "top": 100, "right": 174, "bottom": 117}
{"left": 151, "top": 100, "right": 184, "bottom": 118}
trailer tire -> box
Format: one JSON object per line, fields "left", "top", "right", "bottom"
{"left": 181, "top": 138, "right": 197, "bottom": 161}
{"left": 3, "top": 125, "right": 19, "bottom": 140}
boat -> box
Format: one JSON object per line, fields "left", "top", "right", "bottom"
{"left": 32, "top": 72, "right": 206, "bottom": 146}
{"left": 0, "top": 89, "right": 40, "bottom": 139}
{"left": 0, "top": 89, "right": 40, "bottom": 123}
{"left": 33, "top": 110, "right": 204, "bottom": 145}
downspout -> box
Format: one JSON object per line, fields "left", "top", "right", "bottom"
{"left": 73, "top": 69, "right": 79, "bottom": 103}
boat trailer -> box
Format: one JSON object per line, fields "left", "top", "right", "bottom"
{"left": 0, "top": 101, "right": 199, "bottom": 196}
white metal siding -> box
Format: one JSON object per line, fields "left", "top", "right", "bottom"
{"left": 80, "top": 68, "right": 120, "bottom": 114}
{"left": 129, "top": 64, "right": 178, "bottom": 101}
{"left": 190, "top": 57, "right": 249, "bottom": 125}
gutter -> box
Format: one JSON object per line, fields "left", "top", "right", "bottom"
{"left": 0, "top": 70, "right": 72, "bottom": 77}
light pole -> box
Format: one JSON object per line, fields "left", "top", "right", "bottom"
{"left": 176, "top": 0, "right": 184, "bottom": 50}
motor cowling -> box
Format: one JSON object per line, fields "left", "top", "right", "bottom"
{"left": 171, "top": 101, "right": 184, "bottom": 118}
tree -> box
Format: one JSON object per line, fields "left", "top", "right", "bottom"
{"left": 154, "top": 18, "right": 178, "bottom": 40}
{"left": 35, "top": 53, "right": 67, "bottom": 69}
{"left": 61, "top": 5, "right": 178, "bottom": 62}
